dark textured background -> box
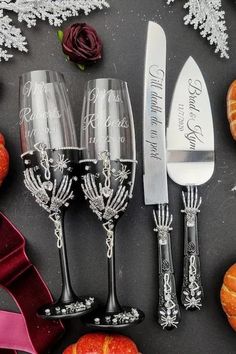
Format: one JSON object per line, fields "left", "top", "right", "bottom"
{"left": 0, "top": 0, "right": 236, "bottom": 353}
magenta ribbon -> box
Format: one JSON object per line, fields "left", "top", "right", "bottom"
{"left": 0, "top": 212, "right": 64, "bottom": 353}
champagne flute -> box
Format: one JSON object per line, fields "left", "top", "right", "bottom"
{"left": 79, "top": 78, "right": 145, "bottom": 328}
{"left": 19, "top": 70, "right": 96, "bottom": 319}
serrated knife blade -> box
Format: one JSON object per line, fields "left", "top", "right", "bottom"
{"left": 143, "top": 21, "right": 168, "bottom": 205}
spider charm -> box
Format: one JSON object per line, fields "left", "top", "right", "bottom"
{"left": 50, "top": 153, "right": 70, "bottom": 173}
{"left": 183, "top": 293, "right": 202, "bottom": 310}
{"left": 159, "top": 310, "right": 179, "bottom": 329}
{"left": 181, "top": 186, "right": 202, "bottom": 227}
{"left": 113, "top": 164, "right": 131, "bottom": 184}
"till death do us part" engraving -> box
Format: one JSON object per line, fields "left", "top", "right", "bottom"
{"left": 145, "top": 65, "right": 165, "bottom": 160}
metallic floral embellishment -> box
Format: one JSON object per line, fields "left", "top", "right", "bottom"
{"left": 153, "top": 204, "right": 173, "bottom": 245}
{"left": 98, "top": 150, "right": 110, "bottom": 162}
{"left": 162, "top": 259, "right": 170, "bottom": 272}
{"left": 188, "top": 241, "right": 196, "bottom": 254}
{"left": 181, "top": 185, "right": 202, "bottom": 227}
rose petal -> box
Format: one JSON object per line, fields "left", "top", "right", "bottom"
{"left": 61, "top": 22, "right": 102, "bottom": 64}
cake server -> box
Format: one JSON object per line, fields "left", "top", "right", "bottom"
{"left": 143, "top": 21, "right": 180, "bottom": 329}
{"left": 167, "top": 56, "right": 215, "bottom": 310}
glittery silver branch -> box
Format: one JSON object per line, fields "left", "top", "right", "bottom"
{"left": 166, "top": 0, "right": 229, "bottom": 59}
{"left": 0, "top": 0, "right": 110, "bottom": 27}
{"left": 0, "top": 8, "right": 27, "bottom": 61}
{"left": 0, "top": 0, "right": 109, "bottom": 61}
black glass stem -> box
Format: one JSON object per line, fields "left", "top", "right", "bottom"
{"left": 38, "top": 210, "right": 98, "bottom": 319}
{"left": 105, "top": 232, "right": 121, "bottom": 314}
{"left": 57, "top": 214, "right": 77, "bottom": 304}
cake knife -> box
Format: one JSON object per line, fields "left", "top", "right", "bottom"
{"left": 143, "top": 21, "right": 180, "bottom": 329}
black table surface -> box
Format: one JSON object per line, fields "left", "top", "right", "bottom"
{"left": 1, "top": 0, "right": 236, "bottom": 353}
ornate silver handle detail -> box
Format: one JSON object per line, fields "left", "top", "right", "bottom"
{"left": 153, "top": 205, "right": 181, "bottom": 329}
{"left": 181, "top": 186, "right": 203, "bottom": 310}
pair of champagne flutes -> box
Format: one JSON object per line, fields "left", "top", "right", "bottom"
{"left": 19, "top": 71, "right": 144, "bottom": 329}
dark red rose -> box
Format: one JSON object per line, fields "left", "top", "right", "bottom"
{"left": 62, "top": 23, "right": 102, "bottom": 65}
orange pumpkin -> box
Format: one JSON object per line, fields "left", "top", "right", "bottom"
{"left": 63, "top": 333, "right": 139, "bottom": 354}
{"left": 220, "top": 263, "right": 236, "bottom": 330}
{"left": 0, "top": 133, "right": 9, "bottom": 185}
{"left": 227, "top": 80, "right": 236, "bottom": 140}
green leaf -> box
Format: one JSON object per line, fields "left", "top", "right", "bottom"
{"left": 77, "top": 64, "right": 86, "bottom": 71}
{"left": 57, "top": 30, "right": 64, "bottom": 43}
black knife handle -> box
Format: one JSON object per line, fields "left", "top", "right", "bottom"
{"left": 181, "top": 186, "right": 203, "bottom": 310}
{"left": 153, "top": 205, "right": 181, "bottom": 330}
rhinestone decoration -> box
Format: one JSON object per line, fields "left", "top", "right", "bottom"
{"left": 43, "top": 297, "right": 95, "bottom": 317}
